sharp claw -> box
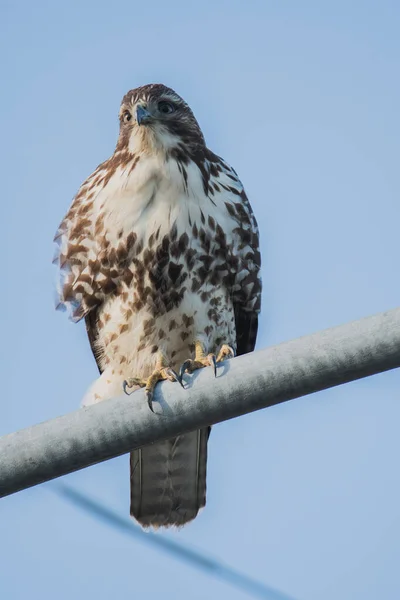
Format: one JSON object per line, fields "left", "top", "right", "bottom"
{"left": 146, "top": 390, "right": 155, "bottom": 413}
{"left": 123, "top": 380, "right": 134, "bottom": 395}
{"left": 166, "top": 367, "right": 185, "bottom": 388}
{"left": 179, "top": 359, "right": 192, "bottom": 382}
{"left": 210, "top": 354, "right": 217, "bottom": 377}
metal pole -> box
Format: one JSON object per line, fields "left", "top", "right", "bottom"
{"left": 1, "top": 307, "right": 400, "bottom": 498}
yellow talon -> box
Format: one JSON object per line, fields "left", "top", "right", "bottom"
{"left": 123, "top": 354, "right": 183, "bottom": 412}
{"left": 216, "top": 344, "right": 235, "bottom": 363}
{"left": 179, "top": 340, "right": 235, "bottom": 382}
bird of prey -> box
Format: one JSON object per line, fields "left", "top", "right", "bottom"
{"left": 54, "top": 84, "right": 262, "bottom": 528}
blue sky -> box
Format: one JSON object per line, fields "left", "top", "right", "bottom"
{"left": 1, "top": 1, "right": 400, "bottom": 598}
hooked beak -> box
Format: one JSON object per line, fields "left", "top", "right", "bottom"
{"left": 136, "top": 105, "right": 152, "bottom": 125}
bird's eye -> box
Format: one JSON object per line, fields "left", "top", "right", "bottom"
{"left": 158, "top": 101, "right": 175, "bottom": 115}
{"left": 123, "top": 110, "right": 132, "bottom": 123}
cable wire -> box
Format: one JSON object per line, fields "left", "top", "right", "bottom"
{"left": 51, "top": 483, "right": 297, "bottom": 600}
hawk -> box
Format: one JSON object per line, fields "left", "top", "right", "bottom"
{"left": 54, "top": 84, "right": 261, "bottom": 528}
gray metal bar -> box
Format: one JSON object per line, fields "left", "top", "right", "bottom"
{"left": 1, "top": 307, "right": 400, "bottom": 498}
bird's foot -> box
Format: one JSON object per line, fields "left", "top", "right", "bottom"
{"left": 216, "top": 344, "right": 236, "bottom": 363}
{"left": 123, "top": 365, "right": 182, "bottom": 412}
{"left": 179, "top": 354, "right": 217, "bottom": 379}
{"left": 179, "top": 341, "right": 235, "bottom": 383}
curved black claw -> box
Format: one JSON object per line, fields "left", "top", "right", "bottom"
{"left": 146, "top": 390, "right": 155, "bottom": 413}
{"left": 123, "top": 380, "right": 134, "bottom": 396}
{"left": 210, "top": 354, "right": 217, "bottom": 377}
{"left": 165, "top": 367, "right": 185, "bottom": 388}
{"left": 179, "top": 359, "right": 193, "bottom": 384}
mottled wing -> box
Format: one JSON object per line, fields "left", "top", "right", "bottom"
{"left": 206, "top": 151, "right": 262, "bottom": 356}
{"left": 85, "top": 308, "right": 102, "bottom": 374}
{"left": 232, "top": 185, "right": 260, "bottom": 356}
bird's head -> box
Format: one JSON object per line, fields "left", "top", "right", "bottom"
{"left": 116, "top": 84, "right": 205, "bottom": 155}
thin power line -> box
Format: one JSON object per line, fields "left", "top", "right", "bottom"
{"left": 51, "top": 483, "right": 296, "bottom": 600}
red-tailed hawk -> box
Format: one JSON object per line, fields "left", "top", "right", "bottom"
{"left": 54, "top": 84, "right": 261, "bottom": 528}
